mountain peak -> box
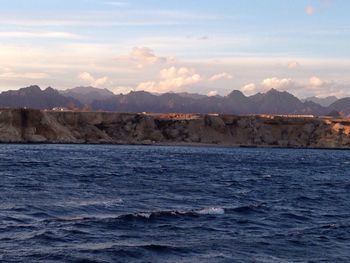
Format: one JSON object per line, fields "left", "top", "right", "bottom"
{"left": 23, "top": 85, "right": 42, "bottom": 92}
{"left": 61, "top": 86, "right": 115, "bottom": 104}
{"left": 304, "top": 96, "right": 339, "bottom": 107}
{"left": 45, "top": 86, "right": 58, "bottom": 93}
{"left": 228, "top": 90, "right": 246, "bottom": 98}
{"left": 266, "top": 88, "right": 286, "bottom": 95}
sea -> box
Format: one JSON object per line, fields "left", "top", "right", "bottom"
{"left": 0, "top": 145, "right": 349, "bottom": 262}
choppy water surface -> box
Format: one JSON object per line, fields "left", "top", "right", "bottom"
{"left": 0, "top": 145, "right": 350, "bottom": 262}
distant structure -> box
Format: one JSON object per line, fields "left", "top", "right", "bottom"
{"left": 142, "top": 112, "right": 201, "bottom": 120}
{"left": 257, "top": 114, "right": 315, "bottom": 119}
{"left": 51, "top": 107, "right": 71, "bottom": 112}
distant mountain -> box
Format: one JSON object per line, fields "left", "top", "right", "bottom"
{"left": 328, "top": 98, "right": 350, "bottom": 116}
{"left": 1, "top": 85, "right": 347, "bottom": 116}
{"left": 177, "top": 92, "right": 208, "bottom": 100}
{"left": 61, "top": 86, "right": 115, "bottom": 104}
{"left": 250, "top": 89, "right": 303, "bottom": 114}
{"left": 0, "top": 86, "right": 82, "bottom": 110}
{"left": 304, "top": 96, "right": 338, "bottom": 107}
{"left": 250, "top": 89, "right": 327, "bottom": 115}
{"left": 91, "top": 91, "right": 199, "bottom": 113}
{"left": 91, "top": 88, "right": 329, "bottom": 115}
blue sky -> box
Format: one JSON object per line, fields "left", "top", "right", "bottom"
{"left": 0, "top": 0, "right": 349, "bottom": 97}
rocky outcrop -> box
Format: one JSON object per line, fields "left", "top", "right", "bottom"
{"left": 1, "top": 108, "right": 350, "bottom": 148}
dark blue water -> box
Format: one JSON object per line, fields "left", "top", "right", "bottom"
{"left": 1, "top": 145, "right": 350, "bottom": 262}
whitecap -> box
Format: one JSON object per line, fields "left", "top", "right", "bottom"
{"left": 137, "top": 213, "right": 152, "bottom": 219}
{"left": 195, "top": 207, "right": 225, "bottom": 215}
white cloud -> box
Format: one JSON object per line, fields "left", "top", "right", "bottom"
{"left": 241, "top": 77, "right": 300, "bottom": 96}
{"left": 239, "top": 76, "right": 349, "bottom": 98}
{"left": 261, "top": 77, "right": 293, "bottom": 89}
{"left": 78, "top": 72, "right": 110, "bottom": 87}
{"left": 241, "top": 83, "right": 257, "bottom": 95}
{"left": 207, "top": 90, "right": 218, "bottom": 96}
{"left": 137, "top": 66, "right": 201, "bottom": 93}
{"left": 306, "top": 76, "right": 348, "bottom": 97}
{"left": 209, "top": 72, "right": 233, "bottom": 82}
{"left": 309, "top": 76, "right": 324, "bottom": 87}
{"left": 110, "top": 86, "right": 134, "bottom": 94}
{"left": 125, "top": 47, "right": 174, "bottom": 68}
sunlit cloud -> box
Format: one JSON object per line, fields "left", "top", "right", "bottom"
{"left": 207, "top": 90, "right": 219, "bottom": 96}
{"left": 261, "top": 77, "right": 294, "bottom": 90}
{"left": 240, "top": 76, "right": 350, "bottom": 98}
{"left": 78, "top": 72, "right": 111, "bottom": 87}
{"left": 309, "top": 76, "right": 324, "bottom": 87}
{"left": 137, "top": 67, "right": 201, "bottom": 93}
{"left": 209, "top": 72, "right": 233, "bottom": 82}
{"left": 123, "top": 47, "right": 175, "bottom": 68}
{"left": 241, "top": 83, "right": 257, "bottom": 95}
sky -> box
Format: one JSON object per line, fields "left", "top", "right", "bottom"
{"left": 0, "top": 0, "right": 349, "bottom": 98}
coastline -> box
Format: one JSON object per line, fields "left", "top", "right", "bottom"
{"left": 1, "top": 108, "right": 350, "bottom": 149}
{"left": 1, "top": 141, "right": 350, "bottom": 151}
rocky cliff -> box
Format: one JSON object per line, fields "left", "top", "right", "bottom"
{"left": 1, "top": 108, "right": 350, "bottom": 148}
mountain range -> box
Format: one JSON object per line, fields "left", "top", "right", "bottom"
{"left": 0, "top": 85, "right": 348, "bottom": 116}
{"left": 0, "top": 86, "right": 82, "bottom": 110}
{"left": 303, "top": 96, "right": 339, "bottom": 107}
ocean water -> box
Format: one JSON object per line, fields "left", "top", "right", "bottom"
{"left": 0, "top": 145, "right": 350, "bottom": 263}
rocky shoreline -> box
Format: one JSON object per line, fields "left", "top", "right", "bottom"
{"left": 1, "top": 108, "right": 350, "bottom": 149}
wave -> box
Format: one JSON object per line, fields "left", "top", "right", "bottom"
{"left": 49, "top": 204, "right": 270, "bottom": 223}
{"left": 50, "top": 207, "right": 226, "bottom": 223}
{"left": 119, "top": 207, "right": 225, "bottom": 220}
{"left": 195, "top": 207, "right": 225, "bottom": 215}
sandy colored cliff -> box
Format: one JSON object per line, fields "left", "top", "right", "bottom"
{"left": 1, "top": 108, "right": 350, "bottom": 148}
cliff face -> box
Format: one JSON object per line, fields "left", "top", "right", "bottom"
{"left": 1, "top": 109, "right": 350, "bottom": 148}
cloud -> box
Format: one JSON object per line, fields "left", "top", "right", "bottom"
{"left": 78, "top": 72, "right": 110, "bottom": 87}
{"left": 207, "top": 90, "right": 218, "bottom": 96}
{"left": 137, "top": 66, "right": 201, "bottom": 93}
{"left": 241, "top": 83, "right": 257, "bottom": 95}
{"left": 305, "top": 6, "right": 316, "bottom": 15}
{"left": 287, "top": 61, "right": 300, "bottom": 69}
{"left": 241, "top": 77, "right": 300, "bottom": 96}
{"left": 306, "top": 76, "right": 347, "bottom": 97}
{"left": 209, "top": 72, "right": 233, "bottom": 82}
{"left": 0, "top": 31, "right": 80, "bottom": 39}
{"left": 309, "top": 76, "right": 324, "bottom": 87}
{"left": 239, "top": 76, "right": 349, "bottom": 98}
{"left": 125, "top": 47, "right": 174, "bottom": 68}
{"left": 261, "top": 77, "right": 294, "bottom": 89}
{"left": 110, "top": 85, "right": 134, "bottom": 94}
